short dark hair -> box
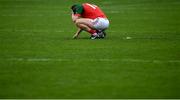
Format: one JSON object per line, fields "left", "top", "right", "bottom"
{"left": 71, "top": 4, "right": 79, "bottom": 14}
{"left": 71, "top": 4, "right": 77, "bottom": 10}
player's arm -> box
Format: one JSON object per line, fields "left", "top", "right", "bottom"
{"left": 73, "top": 28, "right": 83, "bottom": 39}
{"left": 71, "top": 13, "right": 80, "bottom": 23}
{"left": 72, "top": 13, "right": 82, "bottom": 39}
{"left": 71, "top": 4, "right": 83, "bottom": 23}
{"left": 71, "top": 4, "right": 83, "bottom": 39}
{"left": 71, "top": 13, "right": 77, "bottom": 23}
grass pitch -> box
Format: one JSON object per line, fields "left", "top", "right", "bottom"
{"left": 0, "top": 0, "right": 180, "bottom": 98}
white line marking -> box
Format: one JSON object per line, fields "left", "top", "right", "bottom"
{"left": 1, "top": 14, "right": 44, "bottom": 16}
{"left": 122, "top": 59, "right": 180, "bottom": 63}
{"left": 6, "top": 58, "right": 180, "bottom": 63}
{"left": 0, "top": 29, "right": 66, "bottom": 33}
{"left": 106, "top": 11, "right": 120, "bottom": 14}
{"left": 1, "top": 14, "right": 67, "bottom": 17}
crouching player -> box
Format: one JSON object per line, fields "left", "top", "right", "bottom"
{"left": 71, "top": 3, "right": 110, "bottom": 39}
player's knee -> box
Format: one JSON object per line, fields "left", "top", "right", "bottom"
{"left": 75, "top": 20, "right": 83, "bottom": 27}
{"left": 75, "top": 19, "right": 81, "bottom": 24}
{"left": 76, "top": 24, "right": 83, "bottom": 29}
{"left": 75, "top": 22, "right": 80, "bottom": 27}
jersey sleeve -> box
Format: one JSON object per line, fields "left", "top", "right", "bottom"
{"left": 74, "top": 5, "right": 83, "bottom": 16}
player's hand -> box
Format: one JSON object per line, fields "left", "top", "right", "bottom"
{"left": 73, "top": 34, "right": 78, "bottom": 39}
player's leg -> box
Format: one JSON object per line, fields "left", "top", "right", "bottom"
{"left": 75, "top": 18, "right": 98, "bottom": 36}
{"left": 74, "top": 18, "right": 109, "bottom": 39}
{"left": 77, "top": 23, "right": 99, "bottom": 39}
{"left": 93, "top": 18, "right": 109, "bottom": 38}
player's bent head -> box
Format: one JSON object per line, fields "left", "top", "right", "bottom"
{"left": 71, "top": 4, "right": 83, "bottom": 14}
{"left": 71, "top": 4, "right": 78, "bottom": 10}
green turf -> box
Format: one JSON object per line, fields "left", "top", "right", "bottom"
{"left": 0, "top": 0, "right": 180, "bottom": 99}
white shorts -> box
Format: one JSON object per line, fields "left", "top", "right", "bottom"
{"left": 91, "top": 17, "right": 109, "bottom": 30}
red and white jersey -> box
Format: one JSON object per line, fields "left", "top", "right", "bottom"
{"left": 75, "top": 3, "right": 107, "bottom": 19}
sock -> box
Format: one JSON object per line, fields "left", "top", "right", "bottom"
{"left": 92, "top": 33, "right": 98, "bottom": 36}
{"left": 88, "top": 29, "right": 97, "bottom": 35}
